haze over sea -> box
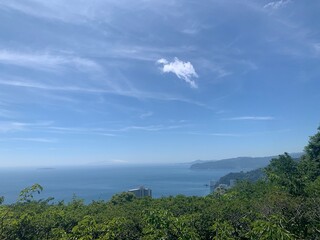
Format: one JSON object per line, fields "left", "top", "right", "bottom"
{"left": 0, "top": 164, "right": 230, "bottom": 204}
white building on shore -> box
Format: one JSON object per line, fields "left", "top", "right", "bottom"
{"left": 128, "top": 186, "right": 152, "bottom": 198}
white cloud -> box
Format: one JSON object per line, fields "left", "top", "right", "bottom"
{"left": 0, "top": 50, "right": 100, "bottom": 72}
{"left": 0, "top": 76, "right": 213, "bottom": 110}
{"left": 263, "top": 0, "right": 291, "bottom": 10}
{"left": 111, "top": 159, "right": 129, "bottom": 164}
{"left": 0, "top": 109, "right": 15, "bottom": 118}
{"left": 44, "top": 124, "right": 184, "bottom": 135}
{"left": 45, "top": 126, "right": 117, "bottom": 137}
{"left": 118, "top": 125, "right": 184, "bottom": 132}
{"left": 140, "top": 111, "right": 153, "bottom": 119}
{"left": 8, "top": 138, "right": 56, "bottom": 143}
{"left": 186, "top": 131, "right": 242, "bottom": 137}
{"left": 0, "top": 121, "right": 52, "bottom": 133}
{"left": 0, "top": 1, "right": 95, "bottom": 24}
{"left": 223, "top": 116, "right": 275, "bottom": 121}
{"left": 157, "top": 58, "right": 168, "bottom": 64}
{"left": 314, "top": 43, "right": 320, "bottom": 54}
{"left": 87, "top": 159, "right": 130, "bottom": 165}
{"left": 209, "top": 133, "right": 242, "bottom": 137}
{"left": 0, "top": 122, "right": 26, "bottom": 132}
{"left": 157, "top": 57, "right": 198, "bottom": 88}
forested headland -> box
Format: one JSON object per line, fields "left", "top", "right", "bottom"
{"left": 0, "top": 127, "right": 320, "bottom": 239}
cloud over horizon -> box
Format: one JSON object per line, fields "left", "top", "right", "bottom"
{"left": 157, "top": 57, "right": 198, "bottom": 88}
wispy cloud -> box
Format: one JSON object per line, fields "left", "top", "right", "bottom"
{"left": 44, "top": 126, "right": 117, "bottom": 137}
{"left": 0, "top": 1, "right": 95, "bottom": 24}
{"left": 0, "top": 121, "right": 187, "bottom": 138}
{"left": 5, "top": 137, "right": 56, "bottom": 143}
{"left": 87, "top": 159, "right": 130, "bottom": 165}
{"left": 194, "top": 58, "right": 232, "bottom": 79}
{"left": 111, "top": 159, "right": 129, "bottom": 164}
{"left": 242, "top": 0, "right": 317, "bottom": 59}
{"left": 186, "top": 128, "right": 290, "bottom": 137}
{"left": 0, "top": 78, "right": 102, "bottom": 92}
{"left": 0, "top": 121, "right": 52, "bottom": 133}
{"left": 223, "top": 116, "right": 275, "bottom": 121}
{"left": 186, "top": 131, "right": 242, "bottom": 137}
{"left": 0, "top": 50, "right": 100, "bottom": 72}
{"left": 0, "top": 122, "right": 27, "bottom": 132}
{"left": 116, "top": 124, "right": 186, "bottom": 132}
{"left": 157, "top": 57, "right": 198, "bottom": 88}
{"left": 263, "top": 0, "right": 291, "bottom": 10}
{"left": 0, "top": 77, "right": 214, "bottom": 110}
{"left": 209, "top": 133, "right": 242, "bottom": 137}
{"left": 0, "top": 109, "right": 16, "bottom": 118}
{"left": 314, "top": 43, "right": 320, "bottom": 54}
{"left": 140, "top": 111, "right": 153, "bottom": 119}
{"left": 42, "top": 124, "right": 185, "bottom": 136}
{"left": 111, "top": 45, "right": 196, "bottom": 62}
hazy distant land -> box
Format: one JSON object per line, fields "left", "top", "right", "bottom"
{"left": 190, "top": 152, "right": 303, "bottom": 170}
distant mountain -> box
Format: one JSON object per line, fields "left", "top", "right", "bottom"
{"left": 190, "top": 153, "right": 303, "bottom": 171}
{"left": 188, "top": 160, "right": 209, "bottom": 165}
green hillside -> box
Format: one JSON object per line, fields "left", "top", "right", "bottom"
{"left": 213, "top": 168, "right": 265, "bottom": 188}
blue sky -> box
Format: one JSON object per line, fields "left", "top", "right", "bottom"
{"left": 0, "top": 0, "right": 319, "bottom": 166}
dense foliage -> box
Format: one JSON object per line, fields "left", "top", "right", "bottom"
{"left": 213, "top": 168, "right": 265, "bottom": 188}
{"left": 1, "top": 128, "right": 320, "bottom": 239}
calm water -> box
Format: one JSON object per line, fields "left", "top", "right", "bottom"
{"left": 0, "top": 164, "right": 230, "bottom": 204}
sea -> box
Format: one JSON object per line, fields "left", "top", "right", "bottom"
{"left": 0, "top": 164, "right": 231, "bottom": 204}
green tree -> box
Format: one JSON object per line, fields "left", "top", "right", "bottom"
{"left": 18, "top": 184, "right": 43, "bottom": 203}
{"left": 249, "top": 215, "right": 294, "bottom": 240}
{"left": 102, "top": 217, "right": 140, "bottom": 240}
{"left": 265, "top": 153, "right": 302, "bottom": 195}
{"left": 210, "top": 221, "right": 234, "bottom": 240}
{"left": 110, "top": 192, "right": 136, "bottom": 205}
{"left": 70, "top": 215, "right": 101, "bottom": 240}
{"left": 142, "top": 209, "right": 199, "bottom": 240}
{"left": 300, "top": 126, "right": 320, "bottom": 181}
